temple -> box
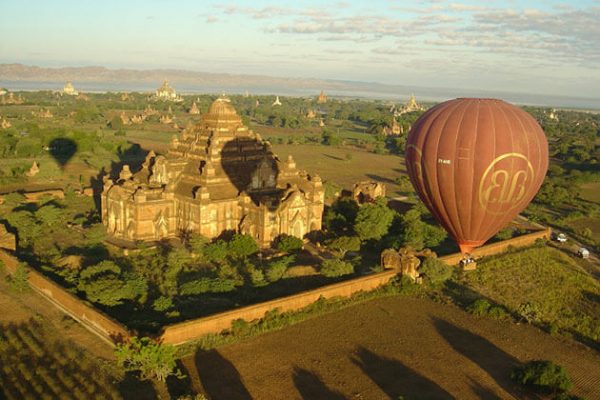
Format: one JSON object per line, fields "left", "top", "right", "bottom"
{"left": 153, "top": 80, "right": 183, "bottom": 102}
{"left": 101, "top": 97, "right": 324, "bottom": 247}
{"left": 317, "top": 90, "right": 327, "bottom": 104}
{"left": 396, "top": 94, "right": 424, "bottom": 115}
{"left": 63, "top": 82, "right": 79, "bottom": 96}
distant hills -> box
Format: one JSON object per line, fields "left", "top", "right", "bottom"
{"left": 1, "top": 63, "right": 599, "bottom": 110}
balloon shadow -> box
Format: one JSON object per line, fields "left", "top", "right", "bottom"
{"left": 220, "top": 138, "right": 280, "bottom": 198}
{"left": 292, "top": 367, "right": 347, "bottom": 400}
{"left": 351, "top": 346, "right": 453, "bottom": 399}
{"left": 49, "top": 138, "right": 77, "bottom": 169}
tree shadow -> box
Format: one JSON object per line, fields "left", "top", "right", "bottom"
{"left": 166, "top": 359, "right": 194, "bottom": 399}
{"left": 365, "top": 173, "right": 396, "bottom": 184}
{"left": 117, "top": 371, "right": 158, "bottom": 400}
{"left": 433, "top": 318, "right": 520, "bottom": 397}
{"left": 351, "top": 346, "right": 453, "bottom": 399}
{"left": 195, "top": 349, "right": 252, "bottom": 400}
{"left": 292, "top": 367, "right": 347, "bottom": 400}
{"left": 324, "top": 154, "right": 344, "bottom": 161}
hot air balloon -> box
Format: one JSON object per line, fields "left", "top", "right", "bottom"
{"left": 405, "top": 98, "right": 549, "bottom": 255}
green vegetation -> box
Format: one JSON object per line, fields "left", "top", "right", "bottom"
{"left": 511, "top": 360, "right": 572, "bottom": 395}
{"left": 115, "top": 337, "right": 182, "bottom": 383}
{"left": 456, "top": 246, "right": 600, "bottom": 346}
{"left": 320, "top": 258, "right": 355, "bottom": 278}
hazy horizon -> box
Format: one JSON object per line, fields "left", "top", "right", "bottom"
{"left": 1, "top": 0, "right": 599, "bottom": 100}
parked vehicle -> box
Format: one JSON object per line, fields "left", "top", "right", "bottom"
{"left": 578, "top": 248, "right": 590, "bottom": 259}
{"left": 553, "top": 233, "right": 567, "bottom": 243}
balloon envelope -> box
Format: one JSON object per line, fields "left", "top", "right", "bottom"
{"left": 405, "top": 98, "right": 549, "bottom": 254}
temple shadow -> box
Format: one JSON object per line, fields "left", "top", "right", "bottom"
{"left": 351, "top": 346, "right": 453, "bottom": 399}
{"left": 292, "top": 367, "right": 347, "bottom": 400}
{"left": 195, "top": 349, "right": 252, "bottom": 400}
{"left": 433, "top": 318, "right": 520, "bottom": 397}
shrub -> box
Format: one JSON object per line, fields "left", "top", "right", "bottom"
{"left": 152, "top": 296, "right": 174, "bottom": 312}
{"left": 275, "top": 234, "right": 304, "bottom": 253}
{"left": 511, "top": 360, "right": 572, "bottom": 394}
{"left": 468, "top": 299, "right": 493, "bottom": 316}
{"left": 328, "top": 235, "right": 361, "bottom": 257}
{"left": 517, "top": 302, "right": 543, "bottom": 324}
{"left": 419, "top": 257, "right": 451, "bottom": 285}
{"left": 320, "top": 258, "right": 354, "bottom": 278}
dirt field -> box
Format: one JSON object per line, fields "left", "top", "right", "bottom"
{"left": 182, "top": 296, "right": 600, "bottom": 400}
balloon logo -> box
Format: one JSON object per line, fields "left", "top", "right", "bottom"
{"left": 405, "top": 98, "right": 549, "bottom": 255}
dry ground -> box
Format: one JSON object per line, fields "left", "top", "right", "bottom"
{"left": 181, "top": 296, "right": 600, "bottom": 400}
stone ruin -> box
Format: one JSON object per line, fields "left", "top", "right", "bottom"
{"left": 381, "top": 247, "right": 437, "bottom": 282}
{"left": 25, "top": 161, "right": 40, "bottom": 177}
{"left": 352, "top": 181, "right": 386, "bottom": 204}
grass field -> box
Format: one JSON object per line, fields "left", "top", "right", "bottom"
{"left": 457, "top": 246, "right": 600, "bottom": 346}
{"left": 270, "top": 143, "right": 407, "bottom": 196}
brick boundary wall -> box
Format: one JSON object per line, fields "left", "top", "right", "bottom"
{"left": 160, "top": 269, "right": 398, "bottom": 345}
{"left": 0, "top": 250, "right": 130, "bottom": 345}
{"left": 439, "top": 228, "right": 551, "bottom": 265}
{"left": 1, "top": 227, "right": 552, "bottom": 347}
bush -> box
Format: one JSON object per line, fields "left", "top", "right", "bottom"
{"left": 468, "top": 299, "right": 510, "bottom": 320}
{"left": 320, "top": 258, "right": 354, "bottom": 278}
{"left": 511, "top": 360, "right": 572, "bottom": 394}
{"left": 152, "top": 296, "right": 173, "bottom": 312}
{"left": 275, "top": 234, "right": 304, "bottom": 253}
{"left": 517, "top": 302, "right": 543, "bottom": 324}
{"left": 418, "top": 257, "right": 451, "bottom": 285}
{"left": 179, "top": 277, "right": 236, "bottom": 295}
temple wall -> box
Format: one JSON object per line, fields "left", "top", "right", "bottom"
{"left": 160, "top": 269, "right": 398, "bottom": 345}
{"left": 0, "top": 250, "right": 130, "bottom": 345}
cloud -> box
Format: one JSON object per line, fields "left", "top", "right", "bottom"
{"left": 206, "top": 15, "right": 218, "bottom": 23}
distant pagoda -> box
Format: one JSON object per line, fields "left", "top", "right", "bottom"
{"left": 153, "top": 80, "right": 183, "bottom": 102}
{"left": 63, "top": 82, "right": 79, "bottom": 96}
{"left": 189, "top": 101, "right": 200, "bottom": 115}
{"left": 317, "top": 90, "right": 327, "bottom": 104}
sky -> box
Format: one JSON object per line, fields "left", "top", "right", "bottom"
{"left": 1, "top": 0, "right": 599, "bottom": 98}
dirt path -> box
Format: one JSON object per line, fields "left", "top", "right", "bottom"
{"left": 184, "top": 296, "right": 600, "bottom": 400}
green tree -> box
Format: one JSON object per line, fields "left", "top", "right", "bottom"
{"left": 203, "top": 240, "right": 228, "bottom": 263}
{"left": 419, "top": 257, "right": 451, "bottom": 285}
{"left": 328, "top": 235, "right": 361, "bottom": 257}
{"left": 265, "top": 255, "right": 294, "bottom": 282}
{"left": 78, "top": 261, "right": 147, "bottom": 306}
{"left": 115, "top": 337, "right": 182, "bottom": 382}
{"left": 354, "top": 199, "right": 395, "bottom": 241}
{"left": 227, "top": 234, "right": 258, "bottom": 259}
{"left": 320, "top": 258, "right": 354, "bottom": 277}
{"left": 274, "top": 234, "right": 304, "bottom": 253}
